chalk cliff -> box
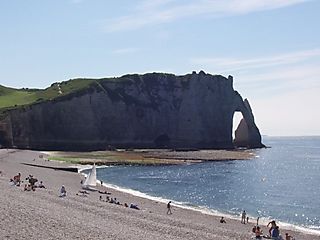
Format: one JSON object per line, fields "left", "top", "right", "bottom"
{"left": 0, "top": 72, "right": 264, "bottom": 150}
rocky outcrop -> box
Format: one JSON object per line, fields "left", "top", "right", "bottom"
{"left": 0, "top": 72, "right": 264, "bottom": 150}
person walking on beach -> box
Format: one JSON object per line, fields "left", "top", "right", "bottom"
{"left": 241, "top": 210, "right": 246, "bottom": 224}
{"left": 167, "top": 201, "right": 172, "bottom": 214}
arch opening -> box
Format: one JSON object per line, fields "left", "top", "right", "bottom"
{"left": 232, "top": 111, "right": 243, "bottom": 140}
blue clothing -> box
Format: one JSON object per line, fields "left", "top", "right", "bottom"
{"left": 271, "top": 228, "right": 279, "bottom": 237}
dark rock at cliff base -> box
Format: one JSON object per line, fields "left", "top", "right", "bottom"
{"left": 0, "top": 72, "right": 264, "bottom": 150}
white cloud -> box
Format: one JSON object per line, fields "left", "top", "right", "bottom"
{"left": 104, "top": 0, "right": 311, "bottom": 32}
{"left": 190, "top": 48, "right": 320, "bottom": 96}
{"left": 191, "top": 48, "right": 320, "bottom": 72}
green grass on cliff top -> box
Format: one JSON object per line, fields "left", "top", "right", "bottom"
{"left": 0, "top": 79, "right": 96, "bottom": 110}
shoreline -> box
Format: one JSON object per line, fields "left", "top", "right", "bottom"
{"left": 82, "top": 166, "right": 320, "bottom": 237}
{"left": 1, "top": 149, "right": 318, "bottom": 240}
{"left": 79, "top": 162, "right": 320, "bottom": 237}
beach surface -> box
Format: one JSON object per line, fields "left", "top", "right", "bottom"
{"left": 0, "top": 149, "right": 318, "bottom": 240}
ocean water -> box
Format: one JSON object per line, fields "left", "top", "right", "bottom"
{"left": 96, "top": 136, "right": 320, "bottom": 233}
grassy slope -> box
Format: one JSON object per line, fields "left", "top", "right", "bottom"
{"left": 0, "top": 73, "right": 177, "bottom": 110}
{"left": 0, "top": 79, "right": 96, "bottom": 110}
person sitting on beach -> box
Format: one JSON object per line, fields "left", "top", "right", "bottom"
{"left": 59, "top": 185, "right": 67, "bottom": 197}
{"left": 13, "top": 173, "right": 21, "bottom": 186}
{"left": 24, "top": 184, "right": 32, "bottom": 191}
{"left": 37, "top": 181, "right": 46, "bottom": 188}
{"left": 267, "top": 220, "right": 277, "bottom": 236}
{"left": 255, "top": 226, "right": 263, "bottom": 239}
{"left": 220, "top": 217, "right": 226, "bottom": 223}
{"left": 124, "top": 203, "right": 128, "bottom": 207}
{"left": 285, "top": 233, "right": 293, "bottom": 240}
{"left": 27, "top": 175, "right": 38, "bottom": 190}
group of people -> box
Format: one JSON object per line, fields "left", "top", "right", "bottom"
{"left": 241, "top": 210, "right": 249, "bottom": 224}
{"left": 10, "top": 172, "right": 46, "bottom": 191}
{"left": 237, "top": 210, "right": 296, "bottom": 240}
{"left": 252, "top": 219, "right": 294, "bottom": 240}
{"left": 98, "top": 194, "right": 140, "bottom": 210}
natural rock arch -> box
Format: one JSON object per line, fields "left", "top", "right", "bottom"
{"left": 232, "top": 92, "right": 265, "bottom": 148}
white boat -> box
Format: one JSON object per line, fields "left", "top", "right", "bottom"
{"left": 82, "top": 164, "right": 98, "bottom": 191}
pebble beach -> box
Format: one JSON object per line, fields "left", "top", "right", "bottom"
{"left": 0, "top": 149, "right": 318, "bottom": 240}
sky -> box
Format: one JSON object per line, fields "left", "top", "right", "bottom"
{"left": 0, "top": 0, "right": 319, "bottom": 136}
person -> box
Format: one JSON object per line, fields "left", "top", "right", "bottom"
{"left": 271, "top": 226, "right": 280, "bottom": 239}
{"left": 247, "top": 216, "right": 249, "bottom": 223}
{"left": 167, "top": 201, "right": 172, "bottom": 214}
{"left": 220, "top": 217, "right": 226, "bottom": 223}
{"left": 37, "top": 181, "right": 46, "bottom": 188}
{"left": 241, "top": 210, "right": 246, "bottom": 224}
{"left": 285, "top": 233, "right": 293, "bottom": 240}
{"left": 255, "top": 226, "right": 263, "bottom": 239}
{"left": 130, "top": 203, "right": 140, "bottom": 210}
{"left": 98, "top": 190, "right": 111, "bottom": 194}
{"left": 28, "top": 175, "right": 38, "bottom": 190}
{"left": 267, "top": 220, "right": 277, "bottom": 236}
{"left": 59, "top": 185, "right": 67, "bottom": 197}
{"left": 24, "top": 184, "right": 32, "bottom": 191}
{"left": 99, "top": 195, "right": 103, "bottom": 201}
{"left": 13, "top": 173, "right": 21, "bottom": 186}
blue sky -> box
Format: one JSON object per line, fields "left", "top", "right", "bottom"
{"left": 1, "top": 0, "right": 319, "bottom": 136}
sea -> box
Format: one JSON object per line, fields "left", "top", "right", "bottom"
{"left": 91, "top": 136, "right": 320, "bottom": 235}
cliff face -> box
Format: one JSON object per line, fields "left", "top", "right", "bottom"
{"left": 0, "top": 72, "right": 264, "bottom": 150}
